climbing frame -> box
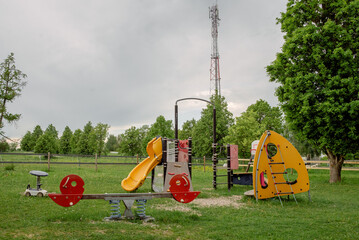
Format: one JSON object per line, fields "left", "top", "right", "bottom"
{"left": 252, "top": 130, "right": 310, "bottom": 203}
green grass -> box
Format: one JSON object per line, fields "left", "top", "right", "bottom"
{"left": 4, "top": 163, "right": 15, "bottom": 171}
{"left": 1, "top": 163, "right": 358, "bottom": 240}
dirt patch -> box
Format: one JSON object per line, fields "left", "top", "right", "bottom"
{"left": 154, "top": 204, "right": 202, "bottom": 216}
{"left": 150, "top": 228, "right": 173, "bottom": 238}
{"left": 143, "top": 222, "right": 159, "bottom": 228}
{"left": 191, "top": 195, "right": 244, "bottom": 208}
{"left": 154, "top": 195, "right": 244, "bottom": 214}
{"left": 12, "top": 233, "right": 37, "bottom": 239}
{"left": 94, "top": 229, "right": 107, "bottom": 234}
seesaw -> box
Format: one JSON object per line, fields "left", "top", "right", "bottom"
{"left": 48, "top": 173, "right": 200, "bottom": 221}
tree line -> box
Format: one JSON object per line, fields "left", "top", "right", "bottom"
{"left": 105, "top": 95, "right": 316, "bottom": 159}
{"left": 106, "top": 93, "right": 358, "bottom": 162}
{"left": 20, "top": 122, "right": 109, "bottom": 156}
{"left": 17, "top": 95, "right": 291, "bottom": 158}
{"left": 0, "top": 96, "right": 322, "bottom": 160}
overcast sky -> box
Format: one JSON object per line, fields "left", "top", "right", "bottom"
{"left": 0, "top": 0, "right": 287, "bottom": 140}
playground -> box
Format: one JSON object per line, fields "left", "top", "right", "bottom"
{"left": 1, "top": 161, "right": 358, "bottom": 239}
{"left": 1, "top": 0, "right": 358, "bottom": 238}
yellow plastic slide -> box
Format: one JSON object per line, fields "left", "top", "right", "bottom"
{"left": 121, "top": 137, "right": 163, "bottom": 192}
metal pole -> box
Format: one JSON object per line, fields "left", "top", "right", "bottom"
{"left": 175, "top": 139, "right": 179, "bottom": 162}
{"left": 213, "top": 107, "right": 217, "bottom": 158}
{"left": 151, "top": 168, "right": 155, "bottom": 192}
{"left": 213, "top": 107, "right": 217, "bottom": 189}
{"left": 174, "top": 98, "right": 216, "bottom": 188}
{"left": 175, "top": 104, "right": 178, "bottom": 139}
{"left": 47, "top": 152, "right": 50, "bottom": 171}
{"left": 227, "top": 144, "right": 231, "bottom": 191}
{"left": 204, "top": 156, "right": 206, "bottom": 172}
{"left": 188, "top": 137, "right": 192, "bottom": 178}
{"left": 163, "top": 138, "right": 167, "bottom": 185}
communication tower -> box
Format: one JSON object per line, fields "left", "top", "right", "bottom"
{"left": 209, "top": 4, "right": 221, "bottom": 96}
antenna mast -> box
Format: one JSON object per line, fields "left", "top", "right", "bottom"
{"left": 209, "top": 3, "right": 221, "bottom": 96}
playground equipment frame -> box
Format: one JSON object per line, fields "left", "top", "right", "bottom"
{"left": 174, "top": 98, "right": 220, "bottom": 189}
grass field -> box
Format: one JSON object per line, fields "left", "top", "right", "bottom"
{"left": 0, "top": 163, "right": 358, "bottom": 240}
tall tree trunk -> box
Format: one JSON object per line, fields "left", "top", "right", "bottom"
{"left": 326, "top": 148, "right": 344, "bottom": 183}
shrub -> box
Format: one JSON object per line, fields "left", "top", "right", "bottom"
{"left": 4, "top": 164, "right": 15, "bottom": 171}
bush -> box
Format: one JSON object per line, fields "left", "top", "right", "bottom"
{"left": 4, "top": 164, "right": 15, "bottom": 171}
{"left": 0, "top": 139, "right": 10, "bottom": 152}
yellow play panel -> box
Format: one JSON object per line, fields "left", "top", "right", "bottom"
{"left": 252, "top": 130, "right": 310, "bottom": 200}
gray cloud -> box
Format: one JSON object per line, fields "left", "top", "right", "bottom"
{"left": 0, "top": 0, "right": 287, "bottom": 138}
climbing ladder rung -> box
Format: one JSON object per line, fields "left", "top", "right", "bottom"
{"left": 274, "top": 182, "right": 291, "bottom": 185}
{"left": 271, "top": 172, "right": 287, "bottom": 175}
{"left": 216, "top": 174, "right": 228, "bottom": 177}
{"left": 216, "top": 167, "right": 228, "bottom": 170}
{"left": 275, "top": 192, "right": 294, "bottom": 195}
{"left": 269, "top": 162, "right": 284, "bottom": 165}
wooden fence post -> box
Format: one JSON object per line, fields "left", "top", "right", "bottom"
{"left": 47, "top": 152, "right": 50, "bottom": 171}
{"left": 137, "top": 154, "right": 139, "bottom": 164}
{"left": 203, "top": 156, "right": 206, "bottom": 172}
{"left": 95, "top": 153, "right": 98, "bottom": 172}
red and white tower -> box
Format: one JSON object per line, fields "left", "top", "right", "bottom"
{"left": 209, "top": 4, "right": 221, "bottom": 96}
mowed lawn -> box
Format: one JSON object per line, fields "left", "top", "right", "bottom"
{"left": 0, "top": 163, "right": 358, "bottom": 240}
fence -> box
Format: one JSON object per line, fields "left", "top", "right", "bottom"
{"left": 304, "top": 160, "right": 359, "bottom": 171}
{"left": 0, "top": 152, "right": 144, "bottom": 171}
{"left": 235, "top": 158, "right": 359, "bottom": 171}
{"left": 208, "top": 158, "right": 359, "bottom": 172}
{"left": 1, "top": 152, "right": 358, "bottom": 171}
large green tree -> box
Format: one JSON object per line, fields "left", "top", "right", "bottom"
{"left": 93, "top": 123, "right": 110, "bottom": 156}
{"left": 34, "top": 132, "right": 58, "bottom": 154}
{"left": 192, "top": 95, "right": 234, "bottom": 157}
{"left": 283, "top": 125, "right": 321, "bottom": 160}
{"left": 224, "top": 99, "right": 283, "bottom": 158}
{"left": 70, "top": 129, "right": 82, "bottom": 154}
{"left": 142, "top": 115, "right": 174, "bottom": 152}
{"left": 246, "top": 99, "right": 284, "bottom": 133}
{"left": 59, "top": 126, "right": 73, "bottom": 154}
{"left": 20, "top": 131, "right": 33, "bottom": 151}
{"left": 0, "top": 138, "right": 9, "bottom": 152}
{"left": 147, "top": 116, "right": 174, "bottom": 139}
{"left": 138, "top": 125, "right": 150, "bottom": 153}
{"left": 0, "top": 53, "right": 27, "bottom": 132}
{"left": 118, "top": 126, "right": 145, "bottom": 156}
{"left": 31, "top": 125, "right": 43, "bottom": 151}
{"left": 77, "top": 121, "right": 95, "bottom": 155}
{"left": 224, "top": 111, "right": 262, "bottom": 158}
{"left": 178, "top": 118, "right": 197, "bottom": 140}
{"left": 73, "top": 122, "right": 110, "bottom": 155}
{"left": 266, "top": 0, "right": 359, "bottom": 182}
{"left": 34, "top": 124, "right": 59, "bottom": 154}
{"left": 106, "top": 134, "right": 119, "bottom": 152}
